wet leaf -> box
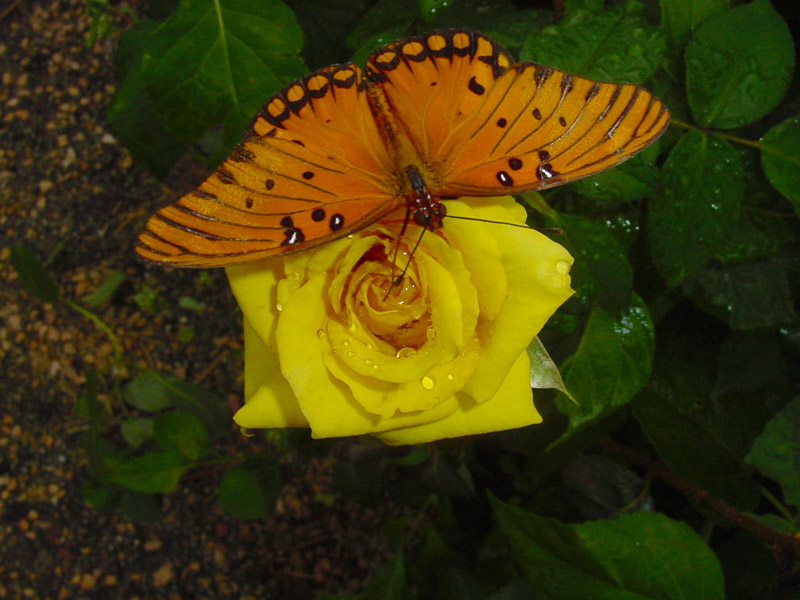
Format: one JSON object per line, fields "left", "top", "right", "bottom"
{"left": 521, "top": 0, "right": 665, "bottom": 84}
{"left": 761, "top": 115, "right": 800, "bottom": 216}
{"left": 648, "top": 130, "right": 743, "bottom": 287}
{"left": 685, "top": 0, "right": 794, "bottom": 128}
{"left": 556, "top": 294, "right": 654, "bottom": 430}
{"left": 492, "top": 495, "right": 725, "bottom": 599}
{"left": 142, "top": 0, "right": 306, "bottom": 150}
{"left": 746, "top": 397, "right": 800, "bottom": 508}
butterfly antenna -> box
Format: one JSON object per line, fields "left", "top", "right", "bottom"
{"left": 443, "top": 214, "right": 562, "bottom": 235}
{"left": 384, "top": 209, "right": 411, "bottom": 299}
{"left": 383, "top": 220, "right": 425, "bottom": 302}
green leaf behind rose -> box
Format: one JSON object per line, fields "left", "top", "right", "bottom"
{"left": 746, "top": 397, "right": 800, "bottom": 509}
{"left": 556, "top": 294, "right": 654, "bottom": 432}
{"left": 491, "top": 494, "right": 725, "bottom": 599}
{"left": 685, "top": 0, "right": 794, "bottom": 129}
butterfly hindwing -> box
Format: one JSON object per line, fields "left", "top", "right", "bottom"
{"left": 136, "top": 64, "right": 401, "bottom": 267}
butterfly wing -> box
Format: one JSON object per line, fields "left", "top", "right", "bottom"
{"left": 366, "top": 29, "right": 669, "bottom": 196}
{"left": 136, "top": 64, "right": 401, "bottom": 267}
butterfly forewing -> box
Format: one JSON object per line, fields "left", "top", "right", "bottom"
{"left": 136, "top": 64, "right": 400, "bottom": 267}
{"left": 438, "top": 66, "right": 669, "bottom": 194}
{"left": 365, "top": 30, "right": 669, "bottom": 197}
{"left": 365, "top": 30, "right": 514, "bottom": 168}
{"left": 137, "top": 29, "right": 670, "bottom": 269}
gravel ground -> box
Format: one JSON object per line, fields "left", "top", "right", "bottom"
{"left": 0, "top": 1, "right": 394, "bottom": 598}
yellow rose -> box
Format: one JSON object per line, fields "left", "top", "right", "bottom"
{"left": 226, "top": 196, "right": 573, "bottom": 445}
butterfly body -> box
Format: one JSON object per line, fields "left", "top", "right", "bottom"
{"left": 136, "top": 29, "right": 669, "bottom": 268}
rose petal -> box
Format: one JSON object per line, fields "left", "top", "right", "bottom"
{"left": 438, "top": 200, "right": 508, "bottom": 320}
{"left": 376, "top": 351, "right": 541, "bottom": 445}
{"left": 234, "top": 318, "right": 308, "bottom": 428}
{"left": 278, "top": 275, "right": 393, "bottom": 438}
{"left": 447, "top": 198, "right": 574, "bottom": 403}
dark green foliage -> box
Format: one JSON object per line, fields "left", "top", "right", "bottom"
{"left": 20, "top": 0, "right": 789, "bottom": 595}
{"left": 10, "top": 246, "right": 60, "bottom": 303}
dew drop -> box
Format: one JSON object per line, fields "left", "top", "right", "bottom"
{"left": 396, "top": 347, "right": 417, "bottom": 359}
{"left": 426, "top": 326, "right": 436, "bottom": 340}
{"left": 364, "top": 358, "right": 373, "bottom": 367}
{"left": 366, "top": 343, "right": 374, "bottom": 350}
{"left": 276, "top": 303, "right": 283, "bottom": 312}
{"left": 316, "top": 329, "right": 325, "bottom": 338}
{"left": 347, "top": 350, "right": 355, "bottom": 358}
{"left": 447, "top": 373, "right": 455, "bottom": 381}
{"left": 342, "top": 338, "right": 351, "bottom": 347}
{"left": 556, "top": 260, "right": 570, "bottom": 274}
{"left": 421, "top": 375, "right": 436, "bottom": 390}
{"left": 373, "top": 363, "right": 380, "bottom": 370}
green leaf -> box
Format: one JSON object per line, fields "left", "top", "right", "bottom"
{"left": 572, "top": 146, "right": 660, "bottom": 204}
{"left": 659, "top": 0, "right": 727, "bottom": 57}
{"left": 746, "top": 397, "right": 800, "bottom": 508}
{"left": 107, "top": 451, "right": 189, "bottom": 493}
{"left": 685, "top": 0, "right": 795, "bottom": 128}
{"left": 142, "top": 0, "right": 306, "bottom": 149}
{"left": 527, "top": 337, "right": 571, "bottom": 399}
{"left": 123, "top": 370, "right": 178, "bottom": 411}
{"left": 761, "top": 115, "right": 800, "bottom": 216}
{"left": 106, "top": 20, "right": 190, "bottom": 178}
{"left": 647, "top": 130, "right": 743, "bottom": 287}
{"left": 684, "top": 259, "right": 797, "bottom": 330}
{"left": 118, "top": 490, "right": 162, "bottom": 523}
{"left": 10, "top": 246, "right": 59, "bottom": 303}
{"left": 521, "top": 0, "right": 665, "bottom": 84}
{"left": 154, "top": 412, "right": 210, "bottom": 460}
{"left": 82, "top": 479, "right": 116, "bottom": 510}
{"left": 284, "top": 0, "right": 370, "bottom": 67}
{"left": 76, "top": 371, "right": 110, "bottom": 433}
{"left": 632, "top": 356, "right": 760, "bottom": 507}
{"left": 716, "top": 532, "right": 781, "bottom": 600}
{"left": 120, "top": 417, "right": 155, "bottom": 449}
{"left": 556, "top": 294, "right": 654, "bottom": 430}
{"left": 217, "top": 467, "right": 270, "bottom": 519}
{"left": 416, "top": 0, "right": 449, "bottom": 23}
{"left": 362, "top": 552, "right": 408, "bottom": 600}
{"left": 177, "top": 296, "right": 207, "bottom": 312}
{"left": 123, "top": 371, "right": 229, "bottom": 435}
{"left": 82, "top": 271, "right": 126, "bottom": 308}
{"left": 553, "top": 212, "right": 633, "bottom": 313}
{"left": 491, "top": 496, "right": 725, "bottom": 600}
{"left": 345, "top": 0, "right": 417, "bottom": 64}
{"left": 713, "top": 332, "right": 785, "bottom": 399}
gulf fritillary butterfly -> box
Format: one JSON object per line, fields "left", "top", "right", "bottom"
{"left": 135, "top": 29, "right": 670, "bottom": 268}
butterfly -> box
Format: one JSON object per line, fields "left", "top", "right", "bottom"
{"left": 135, "top": 29, "right": 670, "bottom": 268}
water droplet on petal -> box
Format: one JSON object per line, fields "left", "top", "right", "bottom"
{"left": 421, "top": 375, "right": 436, "bottom": 390}
{"left": 426, "top": 326, "right": 436, "bottom": 340}
{"left": 447, "top": 373, "right": 455, "bottom": 381}
{"left": 347, "top": 350, "right": 355, "bottom": 358}
{"left": 316, "top": 329, "right": 325, "bottom": 339}
{"left": 556, "top": 260, "right": 570, "bottom": 274}
{"left": 396, "top": 347, "right": 417, "bottom": 359}
{"left": 342, "top": 338, "right": 351, "bottom": 347}
{"left": 276, "top": 303, "right": 283, "bottom": 312}
{"left": 364, "top": 358, "right": 373, "bottom": 366}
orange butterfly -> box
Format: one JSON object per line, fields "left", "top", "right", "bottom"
{"left": 136, "top": 29, "right": 669, "bottom": 268}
